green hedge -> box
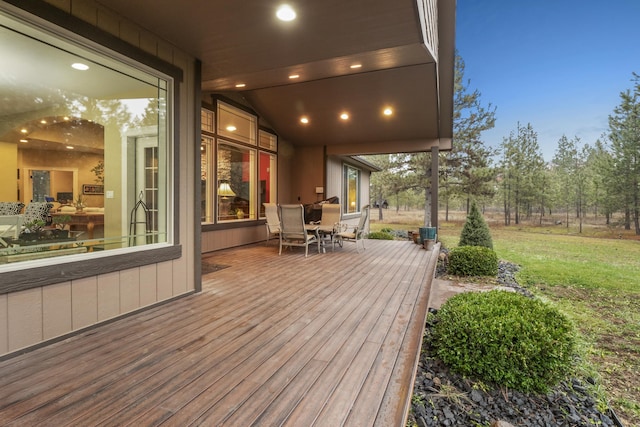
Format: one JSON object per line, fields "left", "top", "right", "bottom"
{"left": 431, "top": 290, "right": 578, "bottom": 393}
{"left": 367, "top": 231, "right": 394, "bottom": 240}
{"left": 448, "top": 245, "right": 498, "bottom": 276}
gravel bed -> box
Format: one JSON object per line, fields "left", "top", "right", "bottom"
{"left": 409, "top": 258, "right": 620, "bottom": 427}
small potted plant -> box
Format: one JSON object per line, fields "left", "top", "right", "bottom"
{"left": 52, "top": 214, "right": 71, "bottom": 238}
{"left": 75, "top": 194, "right": 86, "bottom": 212}
{"left": 19, "top": 219, "right": 46, "bottom": 242}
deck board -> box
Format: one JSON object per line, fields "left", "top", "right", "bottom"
{"left": 0, "top": 240, "right": 438, "bottom": 426}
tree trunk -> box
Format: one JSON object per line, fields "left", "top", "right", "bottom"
{"left": 423, "top": 188, "right": 432, "bottom": 227}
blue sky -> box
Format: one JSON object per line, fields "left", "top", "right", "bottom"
{"left": 456, "top": 0, "right": 640, "bottom": 161}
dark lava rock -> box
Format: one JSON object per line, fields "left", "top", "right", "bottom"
{"left": 413, "top": 257, "right": 617, "bottom": 426}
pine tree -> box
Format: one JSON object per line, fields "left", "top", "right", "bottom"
{"left": 459, "top": 200, "right": 493, "bottom": 249}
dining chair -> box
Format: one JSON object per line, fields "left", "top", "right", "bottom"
{"left": 263, "top": 203, "right": 281, "bottom": 245}
{"left": 334, "top": 204, "right": 370, "bottom": 253}
{"left": 278, "top": 204, "right": 320, "bottom": 257}
{"left": 314, "top": 203, "right": 341, "bottom": 251}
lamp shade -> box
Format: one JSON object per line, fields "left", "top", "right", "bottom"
{"left": 218, "top": 181, "right": 236, "bottom": 198}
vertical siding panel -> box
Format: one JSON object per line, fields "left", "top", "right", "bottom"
{"left": 172, "top": 258, "right": 188, "bottom": 295}
{"left": 139, "top": 264, "right": 158, "bottom": 306}
{"left": 95, "top": 5, "right": 120, "bottom": 35}
{"left": 44, "top": 0, "right": 71, "bottom": 13}
{"left": 157, "top": 40, "right": 174, "bottom": 65}
{"left": 69, "top": 0, "right": 97, "bottom": 26}
{"left": 0, "top": 294, "right": 7, "bottom": 355}
{"left": 157, "top": 261, "right": 173, "bottom": 300}
{"left": 8, "top": 288, "right": 43, "bottom": 351}
{"left": 98, "top": 272, "right": 120, "bottom": 321}
{"left": 42, "top": 282, "right": 72, "bottom": 340}
{"left": 119, "top": 268, "right": 141, "bottom": 313}
{"left": 139, "top": 29, "right": 158, "bottom": 57}
{"left": 119, "top": 20, "right": 141, "bottom": 48}
{"left": 71, "top": 277, "right": 98, "bottom": 330}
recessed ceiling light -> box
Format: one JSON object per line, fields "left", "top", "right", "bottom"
{"left": 235, "top": 83, "right": 246, "bottom": 88}
{"left": 300, "top": 117, "right": 309, "bottom": 124}
{"left": 71, "top": 62, "right": 89, "bottom": 71}
{"left": 350, "top": 64, "right": 362, "bottom": 69}
{"left": 276, "top": 4, "right": 296, "bottom": 21}
{"left": 340, "top": 113, "right": 349, "bottom": 120}
{"left": 40, "top": 119, "right": 47, "bottom": 124}
{"left": 66, "top": 145, "right": 74, "bottom": 150}
{"left": 19, "top": 139, "right": 28, "bottom": 143}
{"left": 20, "top": 128, "right": 28, "bottom": 134}
{"left": 63, "top": 116, "right": 70, "bottom": 121}
{"left": 383, "top": 107, "right": 393, "bottom": 116}
{"left": 289, "top": 74, "right": 300, "bottom": 79}
{"left": 226, "top": 125, "right": 237, "bottom": 132}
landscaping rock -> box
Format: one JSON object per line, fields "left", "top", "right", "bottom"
{"left": 411, "top": 257, "right": 617, "bottom": 426}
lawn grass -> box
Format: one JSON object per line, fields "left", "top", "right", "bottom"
{"left": 372, "top": 211, "right": 640, "bottom": 425}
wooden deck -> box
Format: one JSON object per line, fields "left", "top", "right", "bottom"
{"left": 0, "top": 240, "right": 439, "bottom": 426}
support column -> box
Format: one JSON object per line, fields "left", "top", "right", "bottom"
{"left": 431, "top": 145, "right": 439, "bottom": 229}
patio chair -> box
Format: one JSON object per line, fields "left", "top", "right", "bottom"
{"left": 278, "top": 204, "right": 320, "bottom": 257}
{"left": 312, "top": 203, "right": 341, "bottom": 251}
{"left": 263, "top": 202, "right": 280, "bottom": 245}
{"left": 334, "top": 204, "right": 370, "bottom": 253}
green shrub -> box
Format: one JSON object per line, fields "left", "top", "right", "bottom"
{"left": 448, "top": 245, "right": 498, "bottom": 276}
{"left": 380, "top": 227, "right": 393, "bottom": 233}
{"left": 431, "top": 290, "right": 578, "bottom": 393}
{"left": 367, "top": 231, "right": 394, "bottom": 240}
{"left": 459, "top": 200, "right": 493, "bottom": 249}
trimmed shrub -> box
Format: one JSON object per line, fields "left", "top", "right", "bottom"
{"left": 367, "top": 231, "right": 394, "bottom": 240}
{"left": 431, "top": 290, "right": 578, "bottom": 393}
{"left": 459, "top": 200, "right": 493, "bottom": 249}
{"left": 448, "top": 245, "right": 498, "bottom": 276}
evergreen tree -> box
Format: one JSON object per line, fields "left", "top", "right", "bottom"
{"left": 499, "top": 122, "right": 545, "bottom": 225}
{"left": 459, "top": 200, "right": 493, "bottom": 249}
{"left": 446, "top": 54, "right": 497, "bottom": 210}
{"left": 608, "top": 73, "right": 640, "bottom": 234}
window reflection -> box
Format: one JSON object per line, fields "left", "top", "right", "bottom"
{"left": 0, "top": 11, "right": 171, "bottom": 269}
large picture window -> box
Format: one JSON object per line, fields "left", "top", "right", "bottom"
{"left": 201, "top": 103, "right": 277, "bottom": 224}
{"left": 343, "top": 164, "right": 361, "bottom": 214}
{"left": 217, "top": 142, "right": 256, "bottom": 221}
{"left": 0, "top": 10, "right": 173, "bottom": 271}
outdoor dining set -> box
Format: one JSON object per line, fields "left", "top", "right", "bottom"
{"left": 263, "top": 201, "right": 370, "bottom": 257}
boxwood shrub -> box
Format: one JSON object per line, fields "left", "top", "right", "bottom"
{"left": 431, "top": 290, "right": 578, "bottom": 393}
{"left": 448, "top": 245, "right": 498, "bottom": 276}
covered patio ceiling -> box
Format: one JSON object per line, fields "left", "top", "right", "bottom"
{"left": 96, "top": 0, "right": 455, "bottom": 154}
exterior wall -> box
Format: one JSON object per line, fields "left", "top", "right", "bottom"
{"left": 201, "top": 225, "right": 264, "bottom": 253}
{"left": 290, "top": 145, "right": 325, "bottom": 205}
{"left": 0, "top": 0, "right": 197, "bottom": 357}
{"left": 326, "top": 155, "right": 371, "bottom": 231}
